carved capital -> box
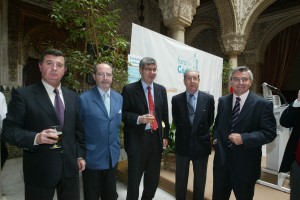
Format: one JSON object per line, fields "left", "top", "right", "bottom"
{"left": 222, "top": 33, "right": 247, "bottom": 55}
{"left": 159, "top": 0, "right": 200, "bottom": 28}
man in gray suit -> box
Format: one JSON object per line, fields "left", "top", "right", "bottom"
{"left": 2, "top": 48, "right": 85, "bottom": 200}
{"left": 172, "top": 69, "right": 214, "bottom": 200}
{"left": 212, "top": 66, "right": 276, "bottom": 200}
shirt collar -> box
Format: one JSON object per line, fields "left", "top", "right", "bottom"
{"left": 97, "top": 87, "right": 111, "bottom": 97}
{"left": 233, "top": 90, "right": 249, "bottom": 103}
{"left": 141, "top": 80, "right": 154, "bottom": 91}
{"left": 42, "top": 79, "right": 62, "bottom": 93}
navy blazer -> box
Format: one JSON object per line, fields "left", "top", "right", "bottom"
{"left": 172, "top": 91, "right": 215, "bottom": 160}
{"left": 1, "top": 82, "right": 85, "bottom": 187}
{"left": 122, "top": 80, "right": 170, "bottom": 156}
{"left": 279, "top": 103, "right": 300, "bottom": 172}
{"left": 213, "top": 91, "right": 276, "bottom": 181}
{"left": 79, "top": 87, "right": 123, "bottom": 170}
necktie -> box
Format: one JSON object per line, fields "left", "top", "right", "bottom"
{"left": 147, "top": 86, "right": 158, "bottom": 130}
{"left": 187, "top": 94, "right": 195, "bottom": 124}
{"left": 296, "top": 139, "right": 300, "bottom": 166}
{"left": 103, "top": 93, "right": 110, "bottom": 116}
{"left": 53, "top": 89, "right": 64, "bottom": 127}
{"left": 231, "top": 96, "right": 241, "bottom": 130}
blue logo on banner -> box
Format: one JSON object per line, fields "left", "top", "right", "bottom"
{"left": 177, "top": 53, "right": 199, "bottom": 75}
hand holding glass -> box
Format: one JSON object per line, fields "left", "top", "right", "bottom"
{"left": 49, "top": 126, "right": 63, "bottom": 149}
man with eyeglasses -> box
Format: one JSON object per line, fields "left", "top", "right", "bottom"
{"left": 122, "top": 57, "right": 170, "bottom": 200}
{"left": 212, "top": 66, "right": 276, "bottom": 200}
{"left": 1, "top": 48, "right": 86, "bottom": 200}
{"left": 79, "top": 63, "right": 122, "bottom": 200}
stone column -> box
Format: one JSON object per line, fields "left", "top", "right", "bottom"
{"left": 159, "top": 0, "right": 199, "bottom": 43}
{"left": 0, "top": 0, "right": 9, "bottom": 86}
{"left": 222, "top": 33, "right": 247, "bottom": 68}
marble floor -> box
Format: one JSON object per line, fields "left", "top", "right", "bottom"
{"left": 1, "top": 157, "right": 175, "bottom": 200}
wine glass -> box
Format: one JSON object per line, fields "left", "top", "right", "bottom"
{"left": 49, "top": 125, "right": 63, "bottom": 149}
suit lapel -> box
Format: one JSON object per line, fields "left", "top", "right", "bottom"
{"left": 178, "top": 92, "right": 191, "bottom": 127}
{"left": 235, "top": 92, "right": 254, "bottom": 124}
{"left": 135, "top": 81, "right": 148, "bottom": 109}
{"left": 91, "top": 87, "right": 108, "bottom": 116}
{"left": 192, "top": 91, "right": 206, "bottom": 131}
{"left": 109, "top": 91, "right": 118, "bottom": 118}
{"left": 33, "top": 82, "right": 58, "bottom": 123}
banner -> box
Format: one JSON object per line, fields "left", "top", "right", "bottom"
{"left": 129, "top": 23, "right": 223, "bottom": 121}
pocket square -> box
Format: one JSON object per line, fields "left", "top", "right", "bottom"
{"left": 119, "top": 110, "right": 122, "bottom": 113}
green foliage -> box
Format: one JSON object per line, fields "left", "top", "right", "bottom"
{"left": 50, "top": 0, "right": 129, "bottom": 91}
{"left": 163, "top": 121, "right": 176, "bottom": 155}
{"left": 222, "top": 60, "right": 232, "bottom": 95}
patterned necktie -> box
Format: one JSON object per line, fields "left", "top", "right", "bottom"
{"left": 231, "top": 96, "right": 241, "bottom": 129}
{"left": 103, "top": 93, "right": 110, "bottom": 116}
{"left": 53, "top": 89, "right": 64, "bottom": 127}
{"left": 147, "top": 86, "right": 158, "bottom": 130}
{"left": 187, "top": 94, "right": 195, "bottom": 124}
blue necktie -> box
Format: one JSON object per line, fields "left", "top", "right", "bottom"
{"left": 103, "top": 93, "right": 110, "bottom": 116}
{"left": 187, "top": 94, "right": 195, "bottom": 124}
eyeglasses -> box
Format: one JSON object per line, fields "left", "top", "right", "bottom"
{"left": 45, "top": 61, "right": 64, "bottom": 68}
{"left": 185, "top": 76, "right": 199, "bottom": 81}
{"left": 232, "top": 77, "right": 249, "bottom": 82}
{"left": 143, "top": 67, "right": 157, "bottom": 72}
{"left": 95, "top": 72, "right": 112, "bottom": 78}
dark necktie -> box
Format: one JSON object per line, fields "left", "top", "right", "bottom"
{"left": 187, "top": 94, "right": 195, "bottom": 124}
{"left": 147, "top": 86, "right": 158, "bottom": 130}
{"left": 231, "top": 96, "right": 241, "bottom": 130}
{"left": 53, "top": 89, "right": 65, "bottom": 127}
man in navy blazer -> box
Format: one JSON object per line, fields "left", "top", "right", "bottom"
{"left": 79, "top": 63, "right": 123, "bottom": 200}
{"left": 172, "top": 69, "right": 214, "bottom": 200}
{"left": 122, "top": 57, "right": 170, "bottom": 200}
{"left": 279, "top": 90, "right": 300, "bottom": 200}
{"left": 212, "top": 66, "right": 276, "bottom": 200}
{"left": 1, "top": 48, "right": 86, "bottom": 200}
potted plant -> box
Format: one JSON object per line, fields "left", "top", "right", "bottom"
{"left": 162, "top": 121, "right": 176, "bottom": 171}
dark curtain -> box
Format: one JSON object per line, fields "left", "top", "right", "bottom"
{"left": 264, "top": 23, "right": 300, "bottom": 89}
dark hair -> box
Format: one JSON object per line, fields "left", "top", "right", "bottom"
{"left": 39, "top": 48, "right": 65, "bottom": 64}
{"left": 139, "top": 57, "right": 157, "bottom": 69}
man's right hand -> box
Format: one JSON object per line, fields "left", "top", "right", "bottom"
{"left": 35, "top": 129, "right": 59, "bottom": 145}
{"left": 138, "top": 114, "right": 155, "bottom": 124}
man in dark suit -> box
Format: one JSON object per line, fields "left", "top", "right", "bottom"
{"left": 172, "top": 69, "right": 214, "bottom": 200}
{"left": 212, "top": 66, "right": 276, "bottom": 200}
{"left": 79, "top": 63, "right": 122, "bottom": 200}
{"left": 1, "top": 48, "right": 86, "bottom": 200}
{"left": 279, "top": 90, "right": 300, "bottom": 200}
{"left": 122, "top": 57, "right": 170, "bottom": 200}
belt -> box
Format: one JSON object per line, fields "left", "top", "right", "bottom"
{"left": 144, "top": 129, "right": 158, "bottom": 134}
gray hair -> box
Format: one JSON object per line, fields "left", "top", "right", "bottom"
{"left": 229, "top": 66, "right": 253, "bottom": 81}
{"left": 184, "top": 68, "right": 200, "bottom": 79}
{"left": 92, "top": 62, "right": 113, "bottom": 74}
{"left": 139, "top": 57, "right": 157, "bottom": 69}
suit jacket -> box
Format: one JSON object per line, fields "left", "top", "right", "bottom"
{"left": 172, "top": 91, "right": 214, "bottom": 160}
{"left": 79, "top": 87, "right": 123, "bottom": 170}
{"left": 213, "top": 91, "right": 276, "bottom": 181}
{"left": 1, "top": 82, "right": 85, "bottom": 187}
{"left": 279, "top": 103, "right": 300, "bottom": 172}
{"left": 122, "top": 80, "right": 170, "bottom": 156}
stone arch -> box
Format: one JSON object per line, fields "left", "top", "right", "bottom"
{"left": 256, "top": 15, "right": 300, "bottom": 63}
{"left": 185, "top": 18, "right": 220, "bottom": 45}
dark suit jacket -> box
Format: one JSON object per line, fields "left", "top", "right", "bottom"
{"left": 122, "top": 80, "right": 170, "bottom": 156}
{"left": 279, "top": 103, "right": 300, "bottom": 172}
{"left": 172, "top": 91, "right": 214, "bottom": 160}
{"left": 213, "top": 91, "right": 276, "bottom": 181}
{"left": 1, "top": 82, "right": 85, "bottom": 187}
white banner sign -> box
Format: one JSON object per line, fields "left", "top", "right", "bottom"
{"left": 129, "top": 23, "right": 223, "bottom": 121}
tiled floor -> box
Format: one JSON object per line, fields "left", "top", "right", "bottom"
{"left": 1, "top": 157, "right": 175, "bottom": 200}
